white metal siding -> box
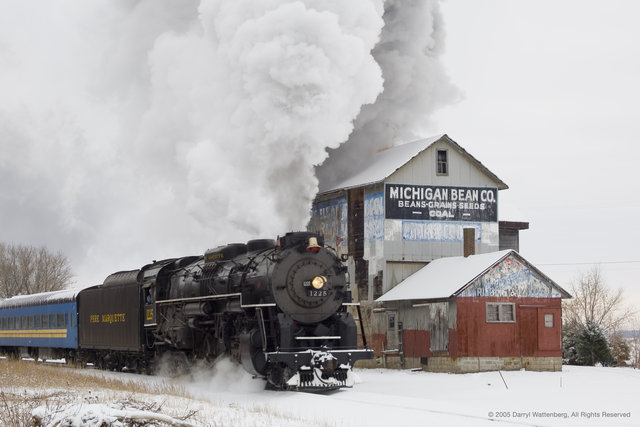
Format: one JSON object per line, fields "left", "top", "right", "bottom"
{"left": 387, "top": 141, "right": 499, "bottom": 188}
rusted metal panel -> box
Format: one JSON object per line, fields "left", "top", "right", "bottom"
{"left": 454, "top": 297, "right": 563, "bottom": 358}
{"left": 403, "top": 330, "right": 430, "bottom": 357}
{"left": 371, "top": 333, "right": 387, "bottom": 357}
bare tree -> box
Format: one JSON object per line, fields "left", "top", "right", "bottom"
{"left": 563, "top": 265, "right": 635, "bottom": 334}
{"left": 630, "top": 330, "right": 640, "bottom": 369}
{"left": 0, "top": 243, "right": 74, "bottom": 298}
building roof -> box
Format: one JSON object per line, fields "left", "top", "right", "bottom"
{"left": 322, "top": 134, "right": 509, "bottom": 194}
{"left": 376, "top": 250, "right": 571, "bottom": 302}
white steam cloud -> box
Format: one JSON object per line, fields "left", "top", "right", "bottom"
{"left": 317, "top": 0, "right": 459, "bottom": 190}
{"left": 0, "top": 0, "right": 454, "bottom": 286}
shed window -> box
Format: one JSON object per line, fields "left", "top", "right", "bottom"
{"left": 486, "top": 303, "right": 515, "bottom": 323}
{"left": 544, "top": 313, "right": 554, "bottom": 328}
{"left": 436, "top": 149, "right": 448, "bottom": 175}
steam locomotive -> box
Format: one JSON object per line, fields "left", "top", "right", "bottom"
{"left": 0, "top": 232, "right": 372, "bottom": 391}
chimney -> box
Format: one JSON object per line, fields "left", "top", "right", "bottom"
{"left": 463, "top": 228, "right": 475, "bottom": 257}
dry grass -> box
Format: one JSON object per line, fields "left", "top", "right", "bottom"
{"left": 0, "top": 358, "right": 331, "bottom": 427}
{"left": 0, "top": 358, "right": 188, "bottom": 395}
{"left": 0, "top": 358, "right": 198, "bottom": 426}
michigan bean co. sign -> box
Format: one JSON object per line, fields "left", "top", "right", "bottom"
{"left": 385, "top": 184, "right": 498, "bottom": 222}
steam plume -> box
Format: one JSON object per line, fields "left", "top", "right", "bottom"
{"left": 0, "top": 0, "right": 454, "bottom": 286}
{"left": 317, "top": 0, "right": 459, "bottom": 190}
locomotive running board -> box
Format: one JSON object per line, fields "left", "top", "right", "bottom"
{"left": 155, "top": 293, "right": 241, "bottom": 304}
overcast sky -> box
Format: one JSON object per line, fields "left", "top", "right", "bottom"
{"left": 431, "top": 0, "right": 640, "bottom": 312}
{"left": 1, "top": 1, "right": 638, "bottom": 316}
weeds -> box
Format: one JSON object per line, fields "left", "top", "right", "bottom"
{"left": 0, "top": 358, "right": 187, "bottom": 396}
{"left": 0, "top": 358, "right": 199, "bottom": 426}
{"left": 0, "top": 358, "right": 325, "bottom": 427}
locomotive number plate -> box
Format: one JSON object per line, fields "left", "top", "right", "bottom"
{"left": 306, "top": 289, "right": 328, "bottom": 297}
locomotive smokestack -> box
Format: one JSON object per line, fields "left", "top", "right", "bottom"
{"left": 463, "top": 228, "right": 475, "bottom": 258}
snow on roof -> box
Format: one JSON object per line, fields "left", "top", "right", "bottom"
{"left": 322, "top": 134, "right": 508, "bottom": 193}
{"left": 324, "top": 135, "right": 445, "bottom": 192}
{"left": 377, "top": 250, "right": 514, "bottom": 302}
{"left": 0, "top": 288, "right": 83, "bottom": 309}
{"left": 377, "top": 250, "right": 571, "bottom": 302}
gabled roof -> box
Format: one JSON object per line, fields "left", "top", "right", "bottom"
{"left": 322, "top": 134, "right": 508, "bottom": 194}
{"left": 377, "top": 250, "right": 571, "bottom": 302}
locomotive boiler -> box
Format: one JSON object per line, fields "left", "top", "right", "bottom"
{"left": 77, "top": 231, "right": 373, "bottom": 391}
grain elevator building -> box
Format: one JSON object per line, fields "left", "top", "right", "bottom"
{"left": 308, "top": 134, "right": 570, "bottom": 372}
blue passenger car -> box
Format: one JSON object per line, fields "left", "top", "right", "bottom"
{"left": 0, "top": 289, "right": 79, "bottom": 358}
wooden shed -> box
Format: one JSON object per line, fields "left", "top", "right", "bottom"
{"left": 373, "top": 249, "right": 571, "bottom": 372}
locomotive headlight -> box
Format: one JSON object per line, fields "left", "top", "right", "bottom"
{"left": 311, "top": 275, "right": 327, "bottom": 290}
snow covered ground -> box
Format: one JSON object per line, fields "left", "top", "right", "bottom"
{"left": 14, "top": 359, "right": 639, "bottom": 426}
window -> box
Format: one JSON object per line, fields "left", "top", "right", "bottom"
{"left": 42, "top": 314, "right": 48, "bottom": 329}
{"left": 544, "top": 313, "right": 554, "bottom": 328}
{"left": 49, "top": 314, "right": 55, "bottom": 328}
{"left": 57, "top": 313, "right": 64, "bottom": 328}
{"left": 29, "top": 316, "right": 34, "bottom": 329}
{"left": 486, "top": 303, "right": 516, "bottom": 323}
{"left": 35, "top": 315, "right": 41, "bottom": 329}
{"left": 437, "top": 149, "right": 448, "bottom": 175}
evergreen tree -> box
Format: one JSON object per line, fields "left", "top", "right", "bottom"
{"left": 562, "top": 321, "right": 580, "bottom": 365}
{"left": 575, "top": 320, "right": 613, "bottom": 366}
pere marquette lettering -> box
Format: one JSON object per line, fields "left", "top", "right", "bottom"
{"left": 89, "top": 313, "right": 126, "bottom": 324}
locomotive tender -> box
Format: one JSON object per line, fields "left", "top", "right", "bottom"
{"left": 0, "top": 232, "right": 372, "bottom": 390}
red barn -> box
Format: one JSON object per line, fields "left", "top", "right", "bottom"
{"left": 373, "top": 249, "right": 571, "bottom": 372}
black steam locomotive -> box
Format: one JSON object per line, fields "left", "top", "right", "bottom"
{"left": 0, "top": 232, "right": 372, "bottom": 391}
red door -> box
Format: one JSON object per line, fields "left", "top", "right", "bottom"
{"left": 537, "top": 308, "right": 562, "bottom": 351}
{"left": 518, "top": 307, "right": 537, "bottom": 355}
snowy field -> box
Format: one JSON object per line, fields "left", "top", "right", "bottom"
{"left": 5, "top": 358, "right": 639, "bottom": 426}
